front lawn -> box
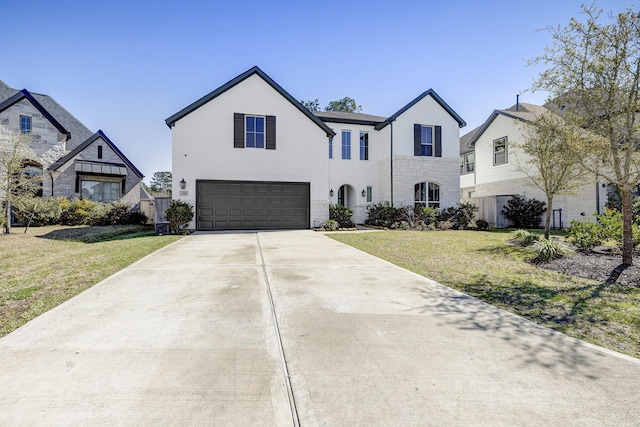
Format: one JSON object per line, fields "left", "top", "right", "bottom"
{"left": 0, "top": 226, "right": 183, "bottom": 337}
{"left": 329, "top": 230, "right": 640, "bottom": 358}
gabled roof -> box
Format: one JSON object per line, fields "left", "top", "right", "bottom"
{"left": 375, "top": 89, "right": 467, "bottom": 130}
{"left": 165, "top": 66, "right": 336, "bottom": 137}
{"left": 314, "top": 111, "right": 386, "bottom": 126}
{"left": 467, "top": 102, "right": 551, "bottom": 147}
{"left": 0, "top": 80, "right": 94, "bottom": 148}
{"left": 460, "top": 125, "right": 482, "bottom": 153}
{"left": 48, "top": 130, "right": 143, "bottom": 178}
{"left": 0, "top": 89, "right": 70, "bottom": 138}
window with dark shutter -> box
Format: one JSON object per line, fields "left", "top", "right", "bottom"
{"left": 234, "top": 113, "right": 245, "bottom": 148}
{"left": 266, "top": 115, "right": 276, "bottom": 150}
{"left": 414, "top": 124, "right": 421, "bottom": 156}
{"left": 435, "top": 126, "right": 442, "bottom": 157}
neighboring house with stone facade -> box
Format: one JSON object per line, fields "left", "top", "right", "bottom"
{"left": 0, "top": 80, "right": 145, "bottom": 212}
{"left": 166, "top": 66, "right": 466, "bottom": 230}
{"left": 460, "top": 102, "right": 607, "bottom": 228}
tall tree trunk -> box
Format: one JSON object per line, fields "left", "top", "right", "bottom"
{"left": 4, "top": 201, "right": 11, "bottom": 234}
{"left": 544, "top": 196, "right": 553, "bottom": 240}
{"left": 620, "top": 188, "right": 633, "bottom": 265}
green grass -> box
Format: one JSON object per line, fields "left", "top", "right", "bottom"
{"left": 0, "top": 225, "right": 183, "bottom": 337}
{"left": 329, "top": 230, "right": 640, "bottom": 358}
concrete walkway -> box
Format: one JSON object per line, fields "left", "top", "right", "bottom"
{"left": 0, "top": 230, "right": 639, "bottom": 426}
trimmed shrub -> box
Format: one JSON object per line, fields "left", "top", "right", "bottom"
{"left": 60, "top": 199, "right": 98, "bottom": 225}
{"left": 437, "top": 202, "right": 479, "bottom": 229}
{"left": 165, "top": 200, "right": 194, "bottom": 233}
{"left": 566, "top": 220, "right": 603, "bottom": 252}
{"left": 329, "top": 204, "right": 354, "bottom": 228}
{"left": 13, "top": 197, "right": 64, "bottom": 226}
{"left": 365, "top": 202, "right": 400, "bottom": 228}
{"left": 322, "top": 219, "right": 338, "bottom": 231}
{"left": 476, "top": 219, "right": 490, "bottom": 230}
{"left": 502, "top": 195, "right": 546, "bottom": 228}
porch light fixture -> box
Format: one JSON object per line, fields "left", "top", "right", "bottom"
{"left": 362, "top": 189, "right": 366, "bottom": 197}
{"left": 180, "top": 178, "right": 186, "bottom": 190}
{"left": 330, "top": 189, "right": 334, "bottom": 197}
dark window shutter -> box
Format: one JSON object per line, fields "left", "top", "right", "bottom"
{"left": 414, "top": 124, "right": 421, "bottom": 156}
{"left": 435, "top": 126, "right": 442, "bottom": 157}
{"left": 266, "top": 115, "right": 276, "bottom": 150}
{"left": 234, "top": 113, "right": 244, "bottom": 148}
{"left": 75, "top": 174, "right": 79, "bottom": 193}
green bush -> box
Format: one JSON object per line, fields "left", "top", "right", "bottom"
{"left": 502, "top": 195, "right": 546, "bottom": 229}
{"left": 329, "top": 204, "right": 354, "bottom": 228}
{"left": 365, "top": 202, "right": 399, "bottom": 228}
{"left": 476, "top": 219, "right": 490, "bottom": 230}
{"left": 13, "top": 197, "right": 64, "bottom": 226}
{"left": 322, "top": 219, "right": 338, "bottom": 231}
{"left": 437, "top": 202, "right": 479, "bottom": 229}
{"left": 566, "top": 219, "right": 603, "bottom": 252}
{"left": 513, "top": 229, "right": 539, "bottom": 246}
{"left": 60, "top": 199, "right": 98, "bottom": 225}
{"left": 166, "top": 200, "right": 194, "bottom": 233}
{"left": 533, "top": 238, "right": 572, "bottom": 262}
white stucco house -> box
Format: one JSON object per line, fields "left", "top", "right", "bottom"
{"left": 460, "top": 102, "right": 607, "bottom": 228}
{"left": 166, "top": 66, "right": 466, "bottom": 231}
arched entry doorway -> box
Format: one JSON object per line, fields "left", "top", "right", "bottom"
{"left": 337, "top": 184, "right": 356, "bottom": 210}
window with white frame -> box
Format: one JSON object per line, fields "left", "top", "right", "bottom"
{"left": 342, "top": 131, "right": 351, "bottom": 159}
{"left": 329, "top": 137, "right": 333, "bottom": 159}
{"left": 245, "top": 115, "right": 265, "bottom": 148}
{"left": 366, "top": 186, "right": 372, "bottom": 203}
{"left": 414, "top": 182, "right": 440, "bottom": 208}
{"left": 20, "top": 116, "right": 31, "bottom": 134}
{"left": 460, "top": 152, "right": 475, "bottom": 174}
{"left": 493, "top": 137, "right": 507, "bottom": 165}
{"left": 421, "top": 125, "right": 434, "bottom": 156}
{"left": 359, "top": 132, "right": 368, "bottom": 160}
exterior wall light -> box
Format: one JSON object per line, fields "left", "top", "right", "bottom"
{"left": 180, "top": 178, "right": 186, "bottom": 190}
{"left": 362, "top": 189, "right": 366, "bottom": 197}
{"left": 330, "top": 189, "right": 334, "bottom": 197}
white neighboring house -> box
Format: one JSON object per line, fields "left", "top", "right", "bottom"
{"left": 166, "top": 66, "right": 466, "bottom": 231}
{"left": 460, "top": 102, "right": 607, "bottom": 228}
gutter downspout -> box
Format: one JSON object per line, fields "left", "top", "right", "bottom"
{"left": 390, "top": 122, "right": 394, "bottom": 206}
{"left": 596, "top": 180, "right": 601, "bottom": 215}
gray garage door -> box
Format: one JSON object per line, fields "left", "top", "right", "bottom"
{"left": 196, "top": 180, "right": 310, "bottom": 230}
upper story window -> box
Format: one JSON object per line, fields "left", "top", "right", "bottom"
{"left": 421, "top": 126, "right": 433, "bottom": 156}
{"left": 98, "top": 145, "right": 103, "bottom": 159}
{"left": 245, "top": 116, "right": 265, "bottom": 148}
{"left": 234, "top": 113, "right": 276, "bottom": 149}
{"left": 414, "top": 124, "right": 442, "bottom": 157}
{"left": 359, "top": 132, "right": 369, "bottom": 160}
{"left": 20, "top": 116, "right": 31, "bottom": 134}
{"left": 414, "top": 182, "right": 440, "bottom": 209}
{"left": 493, "top": 137, "right": 508, "bottom": 165}
{"left": 341, "top": 130, "right": 351, "bottom": 159}
{"left": 329, "top": 138, "right": 333, "bottom": 159}
{"left": 460, "top": 152, "right": 474, "bottom": 174}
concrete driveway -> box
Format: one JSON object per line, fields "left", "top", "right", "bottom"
{"left": 0, "top": 230, "right": 639, "bottom": 426}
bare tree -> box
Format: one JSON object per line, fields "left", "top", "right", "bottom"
{"left": 532, "top": 4, "right": 640, "bottom": 264}
{"left": 0, "top": 129, "right": 41, "bottom": 233}
{"left": 512, "top": 111, "right": 592, "bottom": 239}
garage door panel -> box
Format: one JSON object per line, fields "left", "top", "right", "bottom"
{"left": 197, "top": 180, "right": 309, "bottom": 231}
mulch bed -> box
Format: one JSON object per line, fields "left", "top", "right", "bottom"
{"left": 539, "top": 248, "right": 640, "bottom": 286}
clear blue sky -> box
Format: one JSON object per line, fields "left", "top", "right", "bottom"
{"left": 2, "top": 0, "right": 634, "bottom": 180}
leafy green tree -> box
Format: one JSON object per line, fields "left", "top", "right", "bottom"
{"left": 532, "top": 4, "right": 640, "bottom": 264}
{"left": 0, "top": 129, "right": 41, "bottom": 233}
{"left": 513, "top": 111, "right": 591, "bottom": 239}
{"left": 300, "top": 99, "right": 320, "bottom": 112}
{"left": 325, "top": 96, "right": 362, "bottom": 113}
{"left": 149, "top": 171, "right": 172, "bottom": 196}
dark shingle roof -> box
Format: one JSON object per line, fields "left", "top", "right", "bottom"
{"left": 460, "top": 125, "right": 482, "bottom": 153}
{"left": 165, "top": 66, "right": 336, "bottom": 137}
{"left": 314, "top": 111, "right": 387, "bottom": 125}
{"left": 375, "top": 89, "right": 466, "bottom": 130}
